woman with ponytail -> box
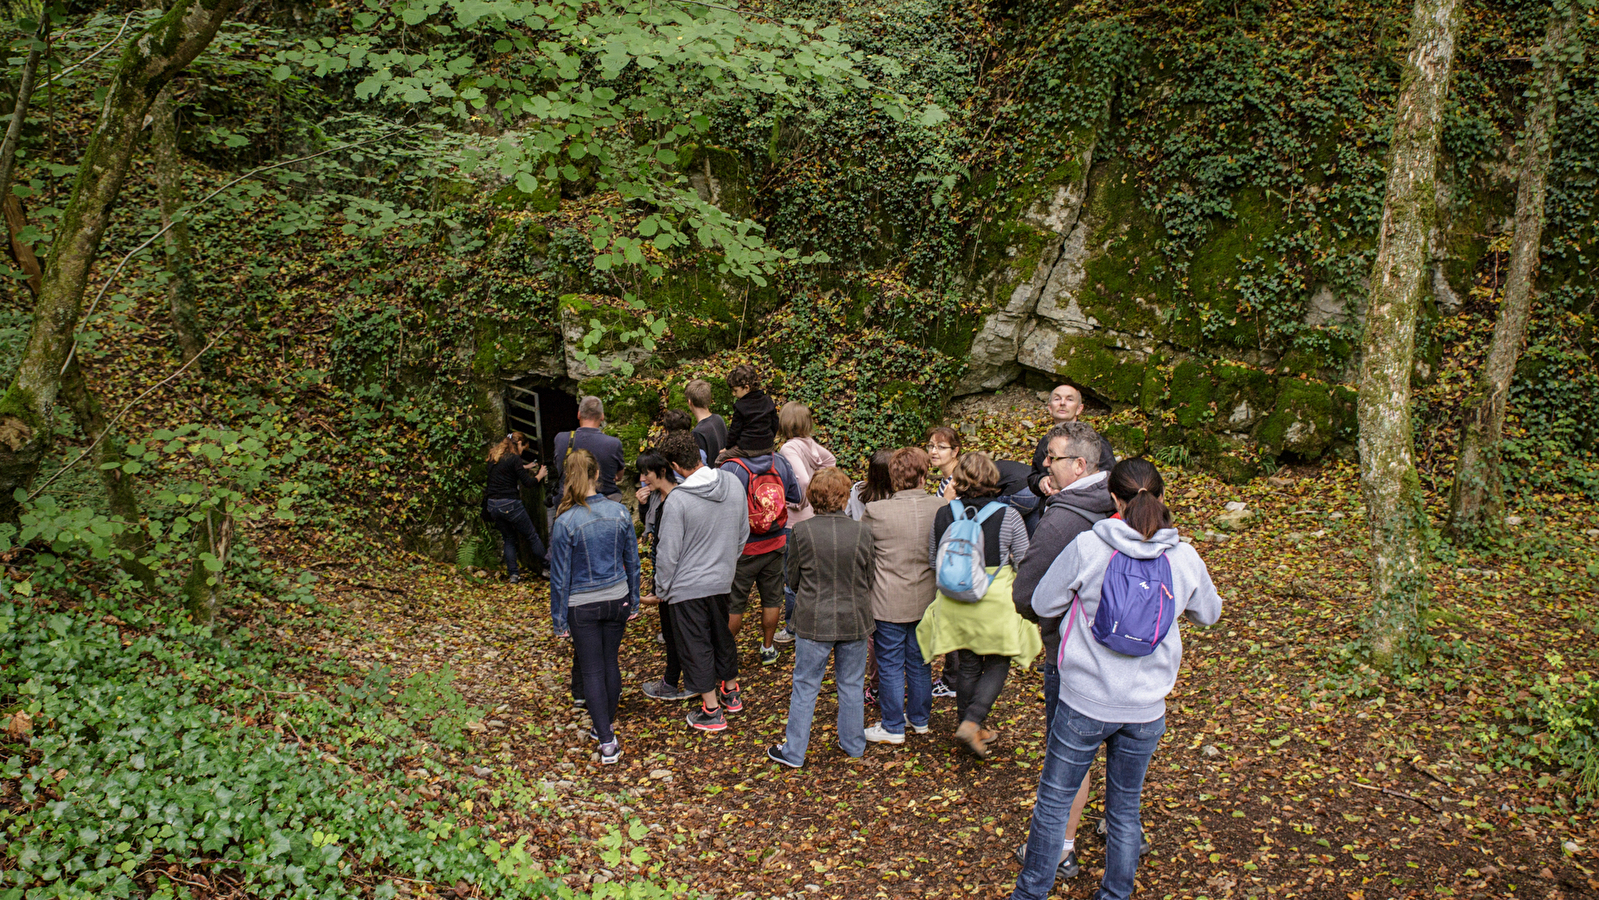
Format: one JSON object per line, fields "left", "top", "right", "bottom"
{"left": 1012, "top": 458, "right": 1223, "bottom": 900}
{"left": 549, "top": 449, "right": 640, "bottom": 765}
{"left": 484, "top": 432, "right": 548, "bottom": 583}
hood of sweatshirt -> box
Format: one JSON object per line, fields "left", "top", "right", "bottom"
{"left": 1045, "top": 472, "right": 1115, "bottom": 515}
{"left": 783, "top": 437, "right": 836, "bottom": 471}
{"left": 1090, "top": 516, "right": 1180, "bottom": 560}
{"left": 675, "top": 466, "right": 734, "bottom": 502}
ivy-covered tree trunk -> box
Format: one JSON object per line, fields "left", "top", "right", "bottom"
{"left": 1355, "top": 0, "right": 1460, "bottom": 667}
{"left": 0, "top": 0, "right": 237, "bottom": 522}
{"left": 1448, "top": 0, "right": 1578, "bottom": 543}
{"left": 150, "top": 85, "right": 205, "bottom": 364}
{"left": 59, "top": 357, "right": 158, "bottom": 590}
{"left": 182, "top": 507, "right": 232, "bottom": 625}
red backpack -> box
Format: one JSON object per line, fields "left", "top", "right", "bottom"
{"left": 730, "top": 458, "right": 788, "bottom": 553}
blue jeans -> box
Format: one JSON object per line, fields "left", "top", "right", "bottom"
{"left": 873, "top": 620, "right": 931, "bottom": 734}
{"left": 1043, "top": 657, "right": 1060, "bottom": 736}
{"left": 1013, "top": 704, "right": 1166, "bottom": 900}
{"left": 774, "top": 637, "right": 867, "bottom": 765}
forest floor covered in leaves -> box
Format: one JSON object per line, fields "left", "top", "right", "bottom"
{"left": 269, "top": 441, "right": 1599, "bottom": 900}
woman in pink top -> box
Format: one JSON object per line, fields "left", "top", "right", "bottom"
{"left": 776, "top": 402, "right": 837, "bottom": 526}
{"left": 774, "top": 401, "right": 837, "bottom": 644}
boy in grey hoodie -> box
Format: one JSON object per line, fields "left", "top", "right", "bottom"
{"left": 1013, "top": 459, "right": 1221, "bottom": 900}
{"left": 654, "top": 433, "right": 750, "bottom": 732}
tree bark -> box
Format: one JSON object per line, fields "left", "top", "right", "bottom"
{"left": 1355, "top": 0, "right": 1460, "bottom": 667}
{"left": 150, "top": 85, "right": 204, "bottom": 364}
{"left": 182, "top": 507, "right": 232, "bottom": 625}
{"left": 0, "top": 0, "right": 238, "bottom": 523}
{"left": 1448, "top": 1, "right": 1578, "bottom": 543}
{"left": 0, "top": 16, "right": 47, "bottom": 207}
{"left": 59, "top": 356, "right": 158, "bottom": 590}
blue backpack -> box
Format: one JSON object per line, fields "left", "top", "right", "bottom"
{"left": 935, "top": 499, "right": 1007, "bottom": 602}
{"left": 1065, "top": 551, "right": 1176, "bottom": 657}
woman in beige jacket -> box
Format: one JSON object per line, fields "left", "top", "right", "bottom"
{"left": 860, "top": 447, "right": 948, "bottom": 744}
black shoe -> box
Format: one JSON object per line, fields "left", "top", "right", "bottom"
{"left": 1095, "top": 819, "right": 1153, "bottom": 856}
{"left": 572, "top": 697, "right": 587, "bottom": 709}
{"left": 686, "top": 704, "right": 726, "bottom": 732}
{"left": 1013, "top": 844, "right": 1080, "bottom": 880}
{"left": 766, "top": 744, "right": 801, "bottom": 768}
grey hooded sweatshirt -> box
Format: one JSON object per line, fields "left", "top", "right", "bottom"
{"left": 1032, "top": 518, "right": 1222, "bottom": 723}
{"left": 654, "top": 466, "right": 749, "bottom": 604}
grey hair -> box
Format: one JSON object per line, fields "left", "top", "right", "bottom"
{"left": 577, "top": 395, "right": 605, "bottom": 422}
{"left": 1044, "top": 420, "right": 1103, "bottom": 471}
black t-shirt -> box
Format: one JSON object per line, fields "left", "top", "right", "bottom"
{"left": 995, "top": 459, "right": 1032, "bottom": 497}
{"left": 693, "top": 414, "right": 728, "bottom": 462}
{"left": 485, "top": 454, "right": 535, "bottom": 500}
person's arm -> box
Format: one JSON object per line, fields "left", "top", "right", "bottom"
{"left": 694, "top": 428, "right": 711, "bottom": 459}
{"left": 1031, "top": 540, "right": 1087, "bottom": 620}
{"left": 775, "top": 454, "right": 803, "bottom": 506}
{"left": 1098, "top": 434, "right": 1116, "bottom": 474}
{"left": 928, "top": 508, "right": 944, "bottom": 569}
{"left": 1182, "top": 550, "right": 1223, "bottom": 626}
{"left": 1012, "top": 513, "right": 1067, "bottom": 621}
{"left": 1027, "top": 435, "right": 1049, "bottom": 497}
{"left": 624, "top": 514, "right": 641, "bottom": 613}
{"left": 787, "top": 526, "right": 805, "bottom": 595}
{"left": 653, "top": 498, "right": 683, "bottom": 601}
{"left": 999, "top": 507, "right": 1030, "bottom": 568}
{"left": 725, "top": 406, "right": 746, "bottom": 449}
{"left": 607, "top": 439, "right": 625, "bottom": 493}
{"left": 549, "top": 520, "right": 571, "bottom": 635}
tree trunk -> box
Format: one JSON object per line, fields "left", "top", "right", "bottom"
{"left": 150, "top": 85, "right": 204, "bottom": 364}
{"left": 0, "top": 16, "right": 47, "bottom": 206}
{"left": 0, "top": 0, "right": 238, "bottom": 523}
{"left": 59, "top": 356, "right": 159, "bottom": 590}
{"left": 1448, "top": 1, "right": 1578, "bottom": 543}
{"left": 1355, "top": 0, "right": 1460, "bottom": 668}
{"left": 182, "top": 507, "right": 232, "bottom": 625}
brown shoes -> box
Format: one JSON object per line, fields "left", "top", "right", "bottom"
{"left": 954, "top": 721, "right": 991, "bottom": 758}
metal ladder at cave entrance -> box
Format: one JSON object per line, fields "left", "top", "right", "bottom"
{"left": 505, "top": 384, "right": 544, "bottom": 462}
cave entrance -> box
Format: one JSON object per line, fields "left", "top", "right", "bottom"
{"left": 504, "top": 382, "right": 579, "bottom": 469}
{"left": 503, "top": 381, "right": 579, "bottom": 542}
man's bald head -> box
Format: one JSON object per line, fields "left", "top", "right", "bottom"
{"left": 1047, "top": 384, "right": 1084, "bottom": 423}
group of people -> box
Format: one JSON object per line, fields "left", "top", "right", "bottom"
{"left": 481, "top": 374, "right": 1223, "bottom": 900}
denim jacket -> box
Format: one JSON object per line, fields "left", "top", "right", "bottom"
{"left": 549, "top": 495, "right": 640, "bottom": 633}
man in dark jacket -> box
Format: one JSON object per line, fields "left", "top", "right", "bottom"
{"left": 1026, "top": 385, "right": 1116, "bottom": 500}
{"left": 1010, "top": 419, "right": 1116, "bottom": 879}
{"left": 553, "top": 396, "right": 626, "bottom": 500}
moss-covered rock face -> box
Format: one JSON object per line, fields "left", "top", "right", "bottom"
{"left": 1256, "top": 378, "right": 1344, "bottom": 459}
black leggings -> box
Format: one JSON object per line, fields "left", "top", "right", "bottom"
{"left": 955, "top": 649, "right": 1010, "bottom": 726}
{"left": 570, "top": 598, "right": 629, "bottom": 743}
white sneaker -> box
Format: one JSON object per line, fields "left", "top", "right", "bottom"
{"left": 863, "top": 723, "right": 905, "bottom": 744}
{"left": 909, "top": 722, "right": 931, "bottom": 735}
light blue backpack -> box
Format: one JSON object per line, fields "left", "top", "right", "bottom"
{"left": 934, "top": 499, "right": 1007, "bottom": 602}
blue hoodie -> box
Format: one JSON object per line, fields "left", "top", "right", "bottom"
{"left": 1032, "top": 518, "right": 1223, "bottom": 724}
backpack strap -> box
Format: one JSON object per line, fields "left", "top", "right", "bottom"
{"left": 1062, "top": 549, "right": 1117, "bottom": 652}
{"left": 949, "top": 498, "right": 967, "bottom": 520}
{"left": 729, "top": 457, "right": 755, "bottom": 478}
{"left": 972, "top": 501, "right": 1007, "bottom": 524}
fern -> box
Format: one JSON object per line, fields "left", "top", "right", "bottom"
{"left": 456, "top": 538, "right": 479, "bottom": 570}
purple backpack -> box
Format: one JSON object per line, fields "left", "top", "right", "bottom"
{"left": 1064, "top": 551, "right": 1176, "bottom": 658}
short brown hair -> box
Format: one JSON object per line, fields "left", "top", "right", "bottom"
{"left": 661, "top": 409, "right": 693, "bottom": 433}
{"left": 777, "top": 401, "right": 813, "bottom": 442}
{"left": 951, "top": 451, "right": 1000, "bottom": 498}
{"left": 660, "top": 432, "right": 701, "bottom": 470}
{"left": 727, "top": 364, "right": 759, "bottom": 390}
{"left": 685, "top": 378, "right": 713, "bottom": 409}
{"left": 926, "top": 425, "right": 961, "bottom": 452}
{"left": 888, "top": 447, "right": 930, "bottom": 491}
{"left": 806, "top": 467, "right": 852, "bottom": 514}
